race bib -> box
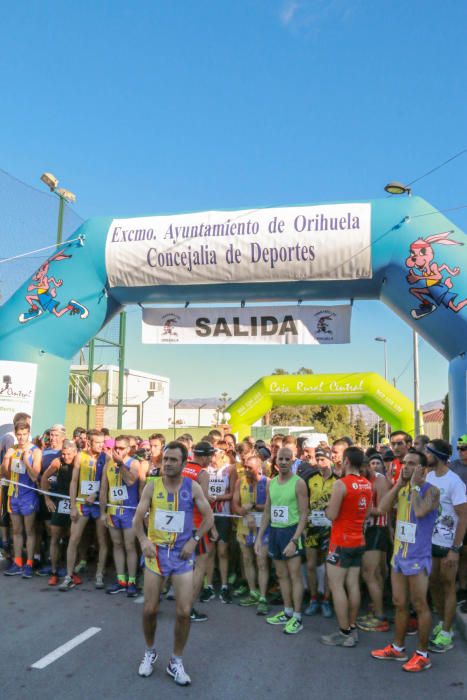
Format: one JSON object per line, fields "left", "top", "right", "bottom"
{"left": 81, "top": 480, "right": 100, "bottom": 496}
{"left": 155, "top": 509, "right": 185, "bottom": 534}
{"left": 11, "top": 458, "right": 26, "bottom": 475}
{"left": 271, "top": 506, "right": 289, "bottom": 525}
{"left": 243, "top": 512, "right": 263, "bottom": 528}
{"left": 57, "top": 499, "right": 71, "bottom": 514}
{"left": 110, "top": 484, "right": 128, "bottom": 502}
{"left": 309, "top": 510, "right": 331, "bottom": 527}
{"left": 396, "top": 520, "right": 416, "bottom": 544}
{"left": 208, "top": 478, "right": 226, "bottom": 497}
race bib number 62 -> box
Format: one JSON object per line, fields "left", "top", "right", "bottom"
{"left": 271, "top": 506, "right": 289, "bottom": 525}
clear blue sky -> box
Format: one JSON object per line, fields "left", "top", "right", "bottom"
{"left": 1, "top": 1, "right": 466, "bottom": 405}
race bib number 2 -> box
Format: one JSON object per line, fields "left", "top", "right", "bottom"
{"left": 81, "top": 480, "right": 100, "bottom": 496}
{"left": 155, "top": 509, "right": 185, "bottom": 534}
{"left": 396, "top": 520, "right": 416, "bottom": 544}
{"left": 271, "top": 506, "right": 289, "bottom": 525}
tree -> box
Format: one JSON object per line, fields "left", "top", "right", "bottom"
{"left": 271, "top": 368, "right": 288, "bottom": 375}
{"left": 217, "top": 392, "right": 231, "bottom": 424}
{"left": 297, "top": 367, "right": 313, "bottom": 375}
{"left": 353, "top": 416, "right": 368, "bottom": 445}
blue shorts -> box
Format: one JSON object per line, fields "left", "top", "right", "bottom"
{"left": 79, "top": 503, "right": 101, "bottom": 519}
{"left": 108, "top": 511, "right": 134, "bottom": 529}
{"left": 8, "top": 492, "right": 39, "bottom": 516}
{"left": 268, "top": 525, "right": 303, "bottom": 560}
{"left": 145, "top": 545, "right": 195, "bottom": 578}
{"left": 392, "top": 556, "right": 432, "bottom": 577}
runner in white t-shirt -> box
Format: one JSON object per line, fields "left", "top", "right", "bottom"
{"left": 424, "top": 439, "right": 467, "bottom": 653}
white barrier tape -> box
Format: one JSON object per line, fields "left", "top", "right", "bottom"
{"left": 0, "top": 478, "right": 247, "bottom": 518}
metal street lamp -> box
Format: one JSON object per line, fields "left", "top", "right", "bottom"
{"left": 384, "top": 181, "right": 412, "bottom": 196}
{"left": 40, "top": 171, "right": 76, "bottom": 246}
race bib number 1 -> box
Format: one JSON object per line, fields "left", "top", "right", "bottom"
{"left": 81, "top": 480, "right": 100, "bottom": 496}
{"left": 155, "top": 509, "right": 185, "bottom": 534}
{"left": 110, "top": 485, "right": 128, "bottom": 502}
{"left": 396, "top": 520, "right": 416, "bottom": 544}
{"left": 57, "top": 499, "right": 71, "bottom": 514}
{"left": 271, "top": 506, "right": 289, "bottom": 525}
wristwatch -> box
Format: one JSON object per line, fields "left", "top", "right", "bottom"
{"left": 193, "top": 534, "right": 201, "bottom": 543}
{"left": 451, "top": 544, "right": 462, "bottom": 554}
{"left": 410, "top": 485, "right": 421, "bottom": 492}
{"left": 291, "top": 538, "right": 299, "bottom": 546}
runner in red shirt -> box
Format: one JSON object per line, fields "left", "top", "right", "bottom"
{"left": 388, "top": 431, "right": 412, "bottom": 483}
{"left": 321, "top": 446, "right": 372, "bottom": 648}
{"left": 182, "top": 441, "right": 216, "bottom": 622}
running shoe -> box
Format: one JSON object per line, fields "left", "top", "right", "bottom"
{"left": 127, "top": 583, "right": 138, "bottom": 598}
{"left": 429, "top": 621, "right": 443, "bottom": 643}
{"left": 256, "top": 597, "right": 270, "bottom": 616}
{"left": 321, "top": 631, "right": 356, "bottom": 647}
{"left": 3, "top": 562, "right": 23, "bottom": 576}
{"left": 284, "top": 617, "right": 303, "bottom": 635}
{"left": 428, "top": 631, "right": 454, "bottom": 653}
{"left": 72, "top": 574, "right": 82, "bottom": 586}
{"left": 406, "top": 617, "right": 418, "bottom": 635}
{"left": 266, "top": 611, "right": 291, "bottom": 625}
{"left": 321, "top": 600, "right": 333, "bottom": 619}
{"left": 22, "top": 564, "right": 33, "bottom": 579}
{"left": 350, "top": 627, "right": 359, "bottom": 643}
{"left": 58, "top": 575, "right": 76, "bottom": 591}
{"left": 190, "top": 608, "right": 208, "bottom": 622}
{"left": 371, "top": 644, "right": 408, "bottom": 661}
{"left": 304, "top": 599, "right": 320, "bottom": 616}
{"left": 359, "top": 616, "right": 390, "bottom": 632}
{"left": 166, "top": 658, "right": 191, "bottom": 686}
{"left": 48, "top": 574, "right": 59, "bottom": 586}
{"left": 233, "top": 583, "right": 249, "bottom": 597}
{"left": 138, "top": 649, "right": 158, "bottom": 677}
{"left": 239, "top": 591, "right": 260, "bottom": 607}
{"left": 402, "top": 652, "right": 432, "bottom": 672}
{"left": 200, "top": 585, "right": 216, "bottom": 602}
{"left": 95, "top": 573, "right": 105, "bottom": 589}
{"left": 37, "top": 564, "right": 52, "bottom": 577}
{"left": 106, "top": 581, "right": 127, "bottom": 595}
{"left": 219, "top": 586, "right": 232, "bottom": 604}
{"left": 74, "top": 560, "right": 87, "bottom": 574}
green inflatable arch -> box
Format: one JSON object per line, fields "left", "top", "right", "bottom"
{"left": 227, "top": 372, "right": 420, "bottom": 439}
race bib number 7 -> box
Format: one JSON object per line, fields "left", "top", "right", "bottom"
{"left": 396, "top": 520, "right": 416, "bottom": 544}
{"left": 81, "top": 480, "right": 100, "bottom": 496}
{"left": 271, "top": 506, "right": 289, "bottom": 525}
{"left": 155, "top": 509, "right": 185, "bottom": 534}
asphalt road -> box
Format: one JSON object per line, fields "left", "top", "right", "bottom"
{"left": 1, "top": 569, "right": 466, "bottom": 700}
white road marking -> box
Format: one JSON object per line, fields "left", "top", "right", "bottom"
{"left": 31, "top": 627, "right": 101, "bottom": 669}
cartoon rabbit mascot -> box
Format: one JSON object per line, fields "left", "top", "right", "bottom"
{"left": 406, "top": 231, "right": 467, "bottom": 319}
{"left": 19, "top": 249, "right": 89, "bottom": 324}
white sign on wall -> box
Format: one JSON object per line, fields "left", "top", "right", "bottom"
{"left": 142, "top": 305, "right": 351, "bottom": 345}
{"left": 0, "top": 361, "right": 37, "bottom": 426}
{"left": 106, "top": 203, "right": 371, "bottom": 288}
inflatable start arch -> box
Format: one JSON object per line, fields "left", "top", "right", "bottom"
{"left": 0, "top": 195, "right": 465, "bottom": 441}
{"left": 227, "top": 372, "right": 419, "bottom": 439}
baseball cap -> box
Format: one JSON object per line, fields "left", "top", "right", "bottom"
{"left": 457, "top": 435, "right": 467, "bottom": 445}
{"left": 193, "top": 441, "right": 216, "bottom": 457}
{"left": 315, "top": 447, "right": 332, "bottom": 461}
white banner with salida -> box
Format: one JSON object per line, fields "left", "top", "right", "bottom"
{"left": 106, "top": 203, "right": 371, "bottom": 288}
{"left": 142, "top": 305, "right": 351, "bottom": 345}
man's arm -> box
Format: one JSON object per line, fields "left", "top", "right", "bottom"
{"left": 180, "top": 481, "right": 215, "bottom": 560}
{"left": 1, "top": 448, "right": 13, "bottom": 479}
{"left": 255, "top": 483, "right": 271, "bottom": 545}
{"left": 99, "top": 464, "right": 109, "bottom": 520}
{"left": 325, "top": 480, "right": 346, "bottom": 521}
{"left": 452, "top": 502, "right": 467, "bottom": 549}
{"left": 41, "top": 458, "right": 60, "bottom": 512}
{"left": 118, "top": 458, "right": 139, "bottom": 486}
{"left": 377, "top": 479, "right": 405, "bottom": 514}
{"left": 282, "top": 477, "right": 309, "bottom": 558}
{"left": 133, "top": 480, "right": 157, "bottom": 558}
{"left": 69, "top": 455, "right": 81, "bottom": 521}
{"left": 26, "top": 447, "right": 42, "bottom": 481}
{"left": 411, "top": 485, "right": 440, "bottom": 518}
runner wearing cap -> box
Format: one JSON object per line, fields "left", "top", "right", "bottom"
{"left": 321, "top": 447, "right": 372, "bottom": 647}
{"left": 182, "top": 441, "right": 217, "bottom": 622}
{"left": 303, "top": 447, "right": 336, "bottom": 617}
{"left": 425, "top": 439, "right": 467, "bottom": 652}
{"left": 371, "top": 449, "right": 439, "bottom": 672}
{"left": 256, "top": 446, "right": 309, "bottom": 635}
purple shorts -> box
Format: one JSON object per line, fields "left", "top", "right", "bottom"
{"left": 392, "top": 556, "right": 432, "bottom": 577}
{"left": 8, "top": 492, "right": 39, "bottom": 516}
{"left": 145, "top": 545, "right": 195, "bottom": 578}
{"left": 108, "top": 511, "right": 134, "bottom": 529}
{"left": 79, "top": 503, "right": 101, "bottom": 519}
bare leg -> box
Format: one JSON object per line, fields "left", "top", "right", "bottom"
{"left": 95, "top": 518, "right": 108, "bottom": 576}
{"left": 305, "top": 547, "right": 318, "bottom": 597}
{"left": 66, "top": 516, "right": 89, "bottom": 576}
{"left": 172, "top": 571, "right": 194, "bottom": 656}
{"left": 217, "top": 541, "right": 229, "bottom": 587}
{"left": 439, "top": 557, "right": 458, "bottom": 631}
{"left": 143, "top": 569, "right": 163, "bottom": 647}
{"left": 123, "top": 527, "right": 138, "bottom": 578}
{"left": 274, "top": 559, "right": 292, "bottom": 609}
{"left": 257, "top": 545, "right": 270, "bottom": 598}
{"left": 10, "top": 514, "right": 24, "bottom": 560}
{"left": 326, "top": 563, "right": 349, "bottom": 629}
{"left": 345, "top": 567, "right": 361, "bottom": 626}
{"left": 429, "top": 559, "right": 444, "bottom": 620}
{"left": 109, "top": 526, "right": 125, "bottom": 576}
{"left": 391, "top": 570, "right": 409, "bottom": 647}
{"left": 362, "top": 550, "right": 384, "bottom": 617}
{"left": 192, "top": 551, "right": 209, "bottom": 601}
{"left": 24, "top": 513, "right": 37, "bottom": 561}
{"left": 408, "top": 572, "right": 431, "bottom": 651}
{"left": 240, "top": 544, "right": 257, "bottom": 592}
{"left": 287, "top": 555, "right": 304, "bottom": 613}
{"left": 49, "top": 525, "right": 63, "bottom": 572}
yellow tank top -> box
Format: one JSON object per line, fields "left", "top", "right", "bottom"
{"left": 236, "top": 476, "right": 262, "bottom": 539}
{"left": 7, "top": 445, "right": 35, "bottom": 497}
{"left": 77, "top": 451, "right": 100, "bottom": 500}
{"left": 147, "top": 476, "right": 194, "bottom": 548}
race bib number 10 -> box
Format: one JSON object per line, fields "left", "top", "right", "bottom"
{"left": 110, "top": 485, "right": 128, "bottom": 502}
{"left": 155, "top": 509, "right": 185, "bottom": 534}
{"left": 81, "top": 480, "right": 100, "bottom": 495}
{"left": 271, "top": 506, "right": 289, "bottom": 525}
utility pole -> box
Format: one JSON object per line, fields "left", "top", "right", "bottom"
{"left": 413, "top": 330, "right": 421, "bottom": 436}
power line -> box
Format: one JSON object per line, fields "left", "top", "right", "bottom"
{"left": 406, "top": 148, "right": 467, "bottom": 188}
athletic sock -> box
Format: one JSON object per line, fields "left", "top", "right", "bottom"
{"left": 128, "top": 576, "right": 136, "bottom": 584}
{"left": 340, "top": 628, "right": 351, "bottom": 635}
{"left": 293, "top": 612, "right": 302, "bottom": 622}
{"left": 146, "top": 645, "right": 156, "bottom": 654}
{"left": 284, "top": 607, "right": 293, "bottom": 618}
{"left": 416, "top": 649, "right": 428, "bottom": 658}
{"left": 392, "top": 643, "right": 405, "bottom": 652}
{"left": 221, "top": 584, "right": 228, "bottom": 590}
{"left": 14, "top": 557, "right": 23, "bottom": 567}
{"left": 171, "top": 655, "right": 183, "bottom": 664}
{"left": 117, "top": 574, "right": 127, "bottom": 585}
{"left": 26, "top": 559, "right": 33, "bottom": 567}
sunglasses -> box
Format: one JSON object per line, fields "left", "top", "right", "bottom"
{"left": 459, "top": 446, "right": 467, "bottom": 452}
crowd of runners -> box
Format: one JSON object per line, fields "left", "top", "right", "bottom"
{"left": 1, "top": 413, "right": 466, "bottom": 685}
